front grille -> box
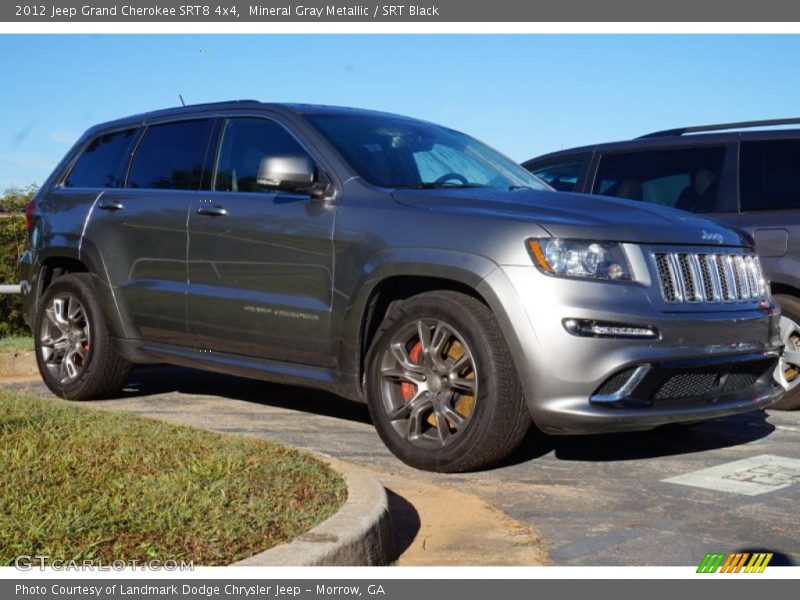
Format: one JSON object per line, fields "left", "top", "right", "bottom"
{"left": 650, "top": 359, "right": 772, "bottom": 407}
{"left": 654, "top": 372, "right": 720, "bottom": 401}
{"left": 590, "top": 357, "right": 776, "bottom": 409}
{"left": 653, "top": 250, "right": 767, "bottom": 305}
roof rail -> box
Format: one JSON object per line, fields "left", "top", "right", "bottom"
{"left": 637, "top": 117, "right": 800, "bottom": 139}
{"left": 183, "top": 99, "right": 261, "bottom": 108}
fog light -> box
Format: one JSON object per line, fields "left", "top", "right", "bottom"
{"left": 563, "top": 319, "right": 659, "bottom": 339}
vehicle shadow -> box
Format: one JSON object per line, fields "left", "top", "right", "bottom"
{"left": 121, "top": 365, "right": 777, "bottom": 468}
{"left": 122, "top": 364, "right": 373, "bottom": 425}
{"left": 733, "top": 549, "right": 795, "bottom": 566}
{"left": 500, "top": 410, "right": 776, "bottom": 467}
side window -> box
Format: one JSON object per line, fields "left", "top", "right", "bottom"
{"left": 740, "top": 140, "right": 800, "bottom": 211}
{"left": 64, "top": 128, "right": 137, "bottom": 188}
{"left": 528, "top": 158, "right": 585, "bottom": 191}
{"left": 127, "top": 119, "right": 214, "bottom": 190}
{"left": 214, "top": 118, "right": 309, "bottom": 193}
{"left": 593, "top": 147, "right": 726, "bottom": 213}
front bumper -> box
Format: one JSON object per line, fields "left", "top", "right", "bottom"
{"left": 478, "top": 265, "right": 784, "bottom": 435}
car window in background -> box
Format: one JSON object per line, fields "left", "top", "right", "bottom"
{"left": 529, "top": 158, "right": 584, "bottom": 191}
{"left": 64, "top": 128, "right": 138, "bottom": 188}
{"left": 306, "top": 113, "right": 548, "bottom": 191}
{"left": 127, "top": 119, "right": 214, "bottom": 190}
{"left": 593, "top": 146, "right": 726, "bottom": 213}
{"left": 214, "top": 118, "right": 310, "bottom": 193}
{"left": 740, "top": 139, "right": 800, "bottom": 211}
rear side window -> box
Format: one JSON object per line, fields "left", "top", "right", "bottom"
{"left": 740, "top": 140, "right": 800, "bottom": 211}
{"left": 214, "top": 118, "right": 309, "bottom": 193}
{"left": 593, "top": 147, "right": 726, "bottom": 213}
{"left": 527, "top": 157, "right": 585, "bottom": 191}
{"left": 64, "top": 128, "right": 137, "bottom": 188}
{"left": 127, "top": 119, "right": 214, "bottom": 190}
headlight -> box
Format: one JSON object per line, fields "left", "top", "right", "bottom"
{"left": 527, "top": 238, "right": 632, "bottom": 280}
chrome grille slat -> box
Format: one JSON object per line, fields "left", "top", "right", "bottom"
{"left": 719, "top": 255, "right": 735, "bottom": 302}
{"left": 704, "top": 254, "right": 723, "bottom": 302}
{"left": 653, "top": 250, "right": 767, "bottom": 306}
{"left": 734, "top": 255, "right": 750, "bottom": 300}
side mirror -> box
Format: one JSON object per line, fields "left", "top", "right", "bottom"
{"left": 257, "top": 155, "right": 322, "bottom": 196}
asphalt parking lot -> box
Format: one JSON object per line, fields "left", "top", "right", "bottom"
{"left": 6, "top": 365, "right": 800, "bottom": 566}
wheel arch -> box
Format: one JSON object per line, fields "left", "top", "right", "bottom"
{"left": 33, "top": 246, "right": 126, "bottom": 339}
{"left": 335, "top": 250, "right": 501, "bottom": 400}
{"left": 771, "top": 282, "right": 800, "bottom": 300}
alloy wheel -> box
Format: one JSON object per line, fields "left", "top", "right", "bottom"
{"left": 379, "top": 318, "right": 478, "bottom": 449}
{"left": 39, "top": 292, "right": 91, "bottom": 384}
{"left": 775, "top": 315, "right": 800, "bottom": 391}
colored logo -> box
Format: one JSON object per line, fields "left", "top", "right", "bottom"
{"left": 697, "top": 552, "right": 773, "bottom": 573}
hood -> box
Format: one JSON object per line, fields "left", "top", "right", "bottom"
{"left": 391, "top": 188, "right": 750, "bottom": 247}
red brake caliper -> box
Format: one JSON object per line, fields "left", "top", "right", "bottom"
{"left": 401, "top": 341, "right": 423, "bottom": 402}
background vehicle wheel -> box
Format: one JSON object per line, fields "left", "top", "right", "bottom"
{"left": 772, "top": 294, "right": 800, "bottom": 410}
{"left": 34, "top": 273, "right": 133, "bottom": 400}
{"left": 365, "top": 291, "right": 531, "bottom": 472}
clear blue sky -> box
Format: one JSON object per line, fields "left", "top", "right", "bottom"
{"left": 2, "top": 34, "right": 800, "bottom": 189}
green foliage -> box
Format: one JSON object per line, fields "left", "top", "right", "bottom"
{"left": 0, "top": 186, "right": 36, "bottom": 337}
{"left": 0, "top": 391, "right": 347, "bottom": 565}
{"left": 0, "top": 184, "right": 37, "bottom": 214}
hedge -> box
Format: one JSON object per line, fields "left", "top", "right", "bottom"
{"left": 0, "top": 186, "right": 36, "bottom": 337}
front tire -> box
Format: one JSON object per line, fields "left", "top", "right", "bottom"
{"left": 365, "top": 291, "right": 531, "bottom": 472}
{"left": 772, "top": 294, "right": 800, "bottom": 410}
{"left": 34, "top": 273, "right": 133, "bottom": 400}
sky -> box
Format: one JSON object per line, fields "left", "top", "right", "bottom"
{"left": 1, "top": 34, "right": 800, "bottom": 189}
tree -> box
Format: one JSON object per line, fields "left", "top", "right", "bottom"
{"left": 0, "top": 185, "right": 37, "bottom": 336}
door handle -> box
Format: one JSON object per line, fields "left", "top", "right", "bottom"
{"left": 197, "top": 205, "right": 228, "bottom": 217}
{"left": 97, "top": 200, "right": 124, "bottom": 211}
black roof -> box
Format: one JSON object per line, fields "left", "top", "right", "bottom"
{"left": 525, "top": 117, "right": 800, "bottom": 166}
{"left": 638, "top": 117, "right": 800, "bottom": 139}
{"left": 86, "top": 100, "right": 426, "bottom": 136}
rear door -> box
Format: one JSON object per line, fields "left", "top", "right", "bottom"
{"left": 83, "top": 117, "right": 216, "bottom": 345}
{"left": 186, "top": 115, "right": 336, "bottom": 365}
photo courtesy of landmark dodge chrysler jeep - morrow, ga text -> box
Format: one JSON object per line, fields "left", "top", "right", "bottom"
{"left": 18, "top": 101, "right": 784, "bottom": 471}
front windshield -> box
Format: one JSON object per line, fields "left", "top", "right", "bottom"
{"left": 306, "top": 113, "right": 550, "bottom": 191}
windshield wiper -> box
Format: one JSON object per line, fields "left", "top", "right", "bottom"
{"left": 508, "top": 185, "right": 535, "bottom": 191}
{"left": 398, "top": 182, "right": 488, "bottom": 190}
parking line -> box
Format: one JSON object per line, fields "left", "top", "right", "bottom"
{"left": 662, "top": 454, "right": 800, "bottom": 496}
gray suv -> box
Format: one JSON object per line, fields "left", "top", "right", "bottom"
{"left": 524, "top": 118, "right": 800, "bottom": 410}
{"left": 18, "top": 102, "right": 784, "bottom": 471}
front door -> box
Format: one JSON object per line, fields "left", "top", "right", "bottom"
{"left": 186, "top": 116, "right": 336, "bottom": 366}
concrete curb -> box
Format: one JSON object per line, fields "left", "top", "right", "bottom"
{"left": 233, "top": 457, "right": 395, "bottom": 566}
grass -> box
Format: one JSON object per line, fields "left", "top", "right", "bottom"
{"left": 0, "top": 336, "right": 33, "bottom": 353}
{"left": 0, "top": 390, "right": 347, "bottom": 565}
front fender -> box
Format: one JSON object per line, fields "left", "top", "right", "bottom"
{"left": 333, "top": 247, "right": 499, "bottom": 399}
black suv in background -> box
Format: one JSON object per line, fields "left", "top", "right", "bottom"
{"left": 523, "top": 118, "right": 800, "bottom": 410}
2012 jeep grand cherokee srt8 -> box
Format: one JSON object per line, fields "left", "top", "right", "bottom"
{"left": 18, "top": 101, "right": 784, "bottom": 471}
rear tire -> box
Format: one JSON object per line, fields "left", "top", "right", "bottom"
{"left": 34, "top": 273, "right": 133, "bottom": 400}
{"left": 365, "top": 291, "right": 531, "bottom": 472}
{"left": 772, "top": 294, "right": 800, "bottom": 410}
